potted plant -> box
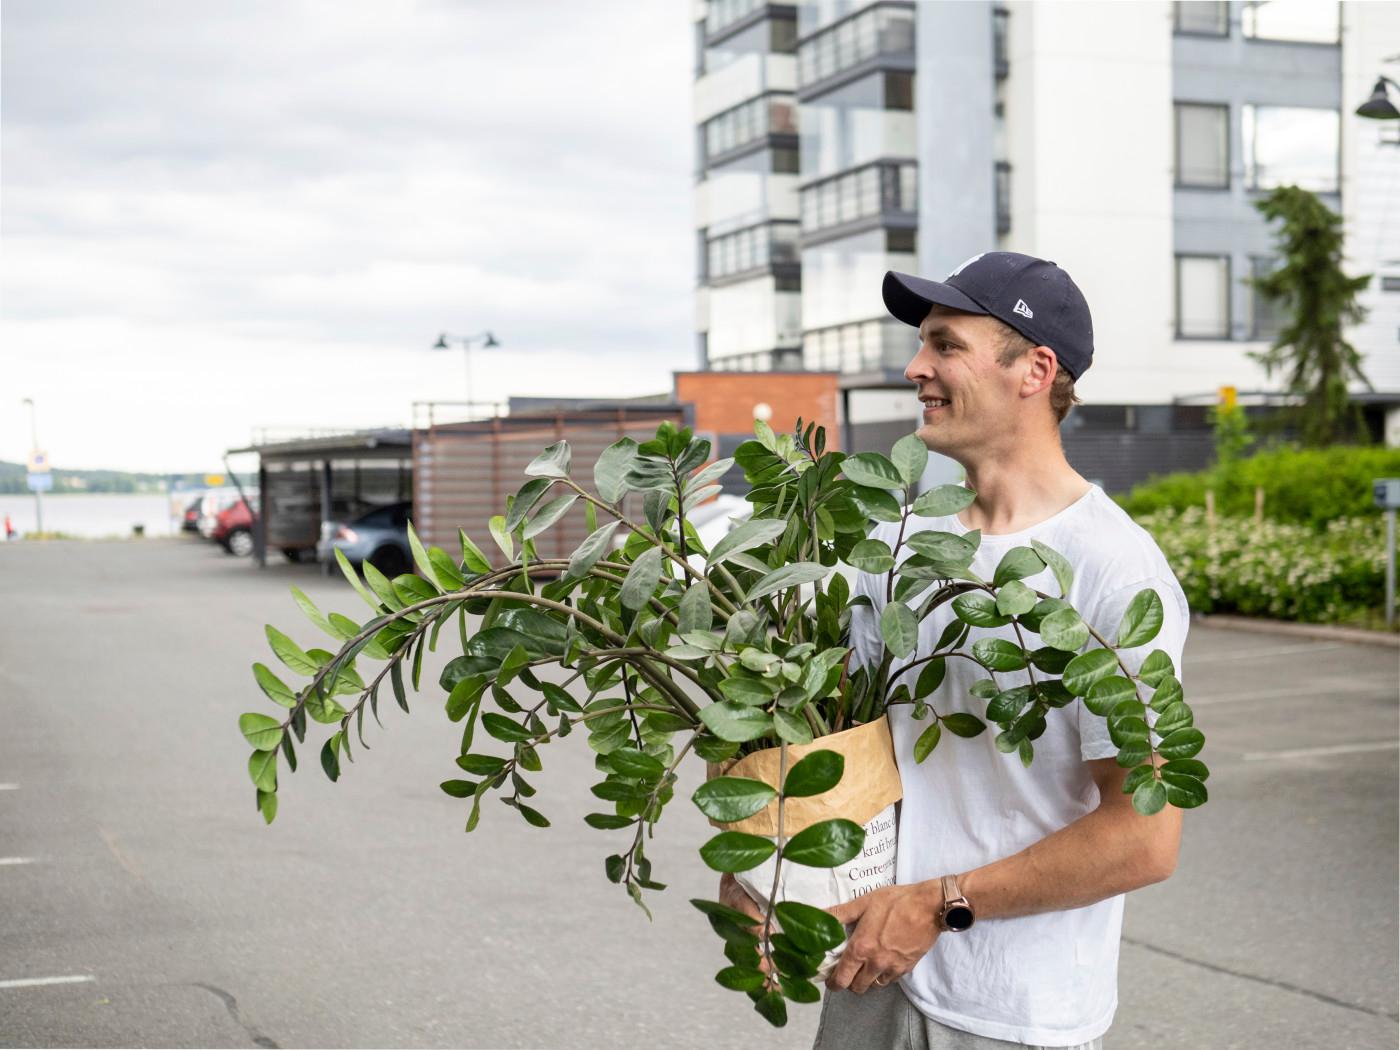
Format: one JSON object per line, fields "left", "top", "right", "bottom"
{"left": 240, "top": 420, "right": 1210, "bottom": 1027}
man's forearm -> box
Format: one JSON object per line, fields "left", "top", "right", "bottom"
{"left": 952, "top": 798, "right": 1181, "bottom": 921}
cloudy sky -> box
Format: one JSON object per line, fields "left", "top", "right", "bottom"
{"left": 2, "top": 1, "right": 695, "bottom": 473}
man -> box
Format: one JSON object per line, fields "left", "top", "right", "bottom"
{"left": 722, "top": 252, "right": 1190, "bottom": 1049}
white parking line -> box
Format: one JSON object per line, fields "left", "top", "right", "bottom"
{"left": 1242, "top": 741, "right": 1400, "bottom": 762}
{"left": 1190, "top": 643, "right": 1344, "bottom": 666}
{"left": 0, "top": 857, "right": 35, "bottom": 866}
{"left": 0, "top": 784, "right": 19, "bottom": 791}
{"left": 0, "top": 975, "right": 95, "bottom": 990}
{"left": 1191, "top": 678, "right": 1397, "bottom": 707}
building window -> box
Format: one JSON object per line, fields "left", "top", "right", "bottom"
{"left": 886, "top": 228, "right": 916, "bottom": 253}
{"left": 702, "top": 94, "right": 797, "bottom": 166}
{"left": 706, "top": 0, "right": 765, "bottom": 37}
{"left": 1174, "top": 103, "right": 1229, "bottom": 188}
{"left": 1174, "top": 1, "right": 1228, "bottom": 36}
{"left": 797, "top": 3, "right": 915, "bottom": 89}
{"left": 800, "top": 160, "right": 917, "bottom": 236}
{"left": 1249, "top": 256, "right": 1284, "bottom": 341}
{"left": 1241, "top": 0, "right": 1339, "bottom": 44}
{"left": 1381, "top": 276, "right": 1400, "bottom": 292}
{"left": 706, "top": 222, "right": 802, "bottom": 281}
{"left": 993, "top": 8, "right": 1010, "bottom": 77}
{"left": 884, "top": 71, "right": 914, "bottom": 111}
{"left": 995, "top": 161, "right": 1011, "bottom": 235}
{"left": 1176, "top": 255, "right": 1231, "bottom": 340}
{"left": 1242, "top": 105, "right": 1339, "bottom": 193}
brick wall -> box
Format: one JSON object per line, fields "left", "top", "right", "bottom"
{"left": 674, "top": 371, "right": 842, "bottom": 449}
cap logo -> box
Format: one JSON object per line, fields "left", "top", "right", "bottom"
{"left": 947, "top": 253, "right": 987, "bottom": 278}
{"left": 1013, "top": 299, "right": 1034, "bottom": 319}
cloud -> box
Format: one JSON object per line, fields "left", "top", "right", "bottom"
{"left": 0, "top": 0, "right": 697, "bottom": 471}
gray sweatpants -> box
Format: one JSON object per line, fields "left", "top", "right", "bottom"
{"left": 813, "top": 982, "right": 1105, "bottom": 1050}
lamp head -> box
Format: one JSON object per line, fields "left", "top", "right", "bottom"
{"left": 1357, "top": 78, "right": 1400, "bottom": 120}
{"left": 483, "top": 332, "right": 500, "bottom": 348}
{"left": 432, "top": 333, "right": 450, "bottom": 350}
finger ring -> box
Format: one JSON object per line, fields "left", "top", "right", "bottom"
{"left": 875, "top": 976, "right": 891, "bottom": 986}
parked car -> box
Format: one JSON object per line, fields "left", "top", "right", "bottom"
{"left": 180, "top": 494, "right": 205, "bottom": 533}
{"left": 198, "top": 488, "right": 260, "bottom": 556}
{"left": 317, "top": 501, "right": 412, "bottom": 577}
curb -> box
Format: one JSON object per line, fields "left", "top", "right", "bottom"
{"left": 1196, "top": 613, "right": 1400, "bottom": 649}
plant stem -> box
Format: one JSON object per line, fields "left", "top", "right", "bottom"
{"left": 761, "top": 741, "right": 789, "bottom": 988}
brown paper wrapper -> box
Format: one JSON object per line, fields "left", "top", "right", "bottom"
{"left": 705, "top": 716, "right": 902, "bottom": 837}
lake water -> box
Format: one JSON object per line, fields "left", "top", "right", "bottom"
{"left": 0, "top": 492, "right": 192, "bottom": 539}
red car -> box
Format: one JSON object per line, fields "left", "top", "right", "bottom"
{"left": 199, "top": 488, "right": 259, "bottom": 557}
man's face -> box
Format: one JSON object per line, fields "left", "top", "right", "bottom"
{"left": 904, "top": 306, "right": 1023, "bottom": 455}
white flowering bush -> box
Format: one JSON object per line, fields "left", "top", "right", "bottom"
{"left": 1136, "top": 507, "right": 1388, "bottom": 626}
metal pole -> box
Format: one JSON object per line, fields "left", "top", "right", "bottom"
{"left": 24, "top": 399, "right": 43, "bottom": 535}
{"left": 1387, "top": 507, "right": 1396, "bottom": 629}
{"left": 464, "top": 345, "right": 473, "bottom": 419}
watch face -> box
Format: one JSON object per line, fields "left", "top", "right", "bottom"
{"left": 944, "top": 905, "right": 975, "bottom": 932}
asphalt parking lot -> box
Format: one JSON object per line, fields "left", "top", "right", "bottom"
{"left": 1, "top": 539, "right": 1396, "bottom": 1049}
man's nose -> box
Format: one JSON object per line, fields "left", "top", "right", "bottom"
{"left": 905, "top": 344, "right": 934, "bottom": 385}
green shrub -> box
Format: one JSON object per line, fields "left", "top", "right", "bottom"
{"left": 1136, "top": 507, "right": 1388, "bottom": 626}
{"left": 1117, "top": 444, "right": 1400, "bottom": 528}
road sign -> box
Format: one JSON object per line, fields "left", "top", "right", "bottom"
{"left": 1374, "top": 478, "right": 1400, "bottom": 510}
{"left": 27, "top": 472, "right": 53, "bottom": 493}
{"left": 27, "top": 449, "right": 50, "bottom": 474}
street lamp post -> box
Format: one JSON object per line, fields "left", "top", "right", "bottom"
{"left": 21, "top": 398, "right": 43, "bottom": 535}
{"left": 431, "top": 331, "right": 500, "bottom": 419}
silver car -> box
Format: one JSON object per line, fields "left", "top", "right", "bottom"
{"left": 317, "top": 501, "right": 412, "bottom": 577}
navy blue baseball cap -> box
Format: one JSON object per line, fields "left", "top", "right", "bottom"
{"left": 882, "top": 252, "right": 1094, "bottom": 381}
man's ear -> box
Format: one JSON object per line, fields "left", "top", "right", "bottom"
{"left": 1021, "top": 346, "right": 1058, "bottom": 398}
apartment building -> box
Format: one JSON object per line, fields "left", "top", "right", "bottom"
{"left": 692, "top": 0, "right": 1400, "bottom": 490}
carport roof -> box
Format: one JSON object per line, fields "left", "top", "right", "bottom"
{"left": 227, "top": 427, "right": 412, "bottom": 459}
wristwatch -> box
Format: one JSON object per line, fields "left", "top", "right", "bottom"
{"left": 937, "top": 874, "right": 976, "bottom": 932}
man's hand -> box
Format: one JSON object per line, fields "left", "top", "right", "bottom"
{"left": 825, "top": 882, "right": 943, "bottom": 994}
{"left": 718, "top": 873, "right": 772, "bottom": 975}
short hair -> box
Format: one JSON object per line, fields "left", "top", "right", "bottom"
{"left": 994, "top": 323, "right": 1081, "bottom": 424}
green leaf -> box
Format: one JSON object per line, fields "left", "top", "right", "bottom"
{"left": 995, "top": 579, "right": 1037, "bottom": 617}
{"left": 986, "top": 686, "right": 1033, "bottom": 723}
{"left": 406, "top": 522, "right": 440, "bottom": 589}
{"left": 1154, "top": 701, "right": 1194, "bottom": 735}
{"left": 566, "top": 520, "right": 621, "bottom": 579}
{"left": 849, "top": 485, "right": 903, "bottom": 522}
{"left": 952, "top": 592, "right": 1010, "bottom": 628}
{"left": 440, "top": 779, "right": 476, "bottom": 798}
{"left": 361, "top": 558, "right": 404, "bottom": 610}
{"left": 252, "top": 663, "right": 297, "bottom": 708}
{"left": 1163, "top": 758, "right": 1210, "bottom": 781}
{"left": 607, "top": 747, "right": 665, "bottom": 781}
{"left": 257, "top": 789, "right": 278, "bottom": 825}
{"left": 707, "top": 518, "right": 787, "bottom": 568}
{"left": 693, "top": 777, "right": 777, "bottom": 822}
{"left": 1029, "top": 646, "right": 1073, "bottom": 674}
{"left": 1138, "top": 650, "right": 1175, "bottom": 688}
{"left": 525, "top": 441, "right": 571, "bottom": 478}
{"left": 522, "top": 493, "right": 578, "bottom": 540}
{"left": 846, "top": 538, "right": 896, "bottom": 574}
{"left": 1122, "top": 764, "right": 1155, "bottom": 794}
{"left": 289, "top": 585, "right": 333, "bottom": 635}
{"left": 1132, "top": 778, "right": 1168, "bottom": 815}
{"left": 1062, "top": 648, "right": 1119, "bottom": 696}
{"left": 248, "top": 748, "right": 277, "bottom": 792}
{"left": 972, "top": 638, "right": 1027, "bottom": 672}
{"left": 699, "top": 831, "right": 777, "bottom": 872}
{"left": 774, "top": 709, "right": 813, "bottom": 744}
{"left": 992, "top": 546, "right": 1045, "bottom": 587}
{"left": 239, "top": 712, "right": 283, "bottom": 751}
{"left": 1161, "top": 771, "right": 1209, "bottom": 808}
{"left": 427, "top": 547, "right": 466, "bottom": 589}
{"left": 775, "top": 901, "right": 846, "bottom": 954}
{"left": 1158, "top": 727, "right": 1205, "bottom": 760}
{"left": 909, "top": 484, "right": 976, "bottom": 518}
{"left": 334, "top": 547, "right": 381, "bottom": 611}
{"left": 458, "top": 529, "right": 492, "bottom": 574}
{"left": 880, "top": 601, "right": 918, "bottom": 658}
{"left": 1038, "top": 607, "right": 1089, "bottom": 651}
{"left": 482, "top": 713, "right": 534, "bottom": 743}
{"left": 778, "top": 973, "right": 822, "bottom": 1004}
{"left": 905, "top": 530, "right": 977, "bottom": 564}
{"left": 320, "top": 736, "right": 341, "bottom": 781}
{"left": 715, "top": 966, "right": 767, "bottom": 993}
{"left": 913, "top": 720, "right": 941, "bottom": 762}
{"left": 1029, "top": 539, "right": 1073, "bottom": 598}
{"left": 1083, "top": 675, "right": 1137, "bottom": 717}
{"left": 698, "top": 701, "right": 772, "bottom": 742}
{"left": 1149, "top": 675, "right": 1184, "bottom": 712}
{"left": 754, "top": 991, "right": 788, "bottom": 1027}
{"left": 783, "top": 818, "right": 865, "bottom": 867}
{"left": 915, "top": 658, "right": 946, "bottom": 698}
{"left": 746, "top": 562, "right": 829, "bottom": 603}
{"left": 265, "top": 625, "right": 319, "bottom": 676}
{"left": 503, "top": 478, "right": 553, "bottom": 534}
{"left": 678, "top": 581, "right": 714, "bottom": 634}
{"left": 488, "top": 514, "right": 513, "bottom": 561}
{"left": 783, "top": 749, "right": 844, "bottom": 797}
{"left": 840, "top": 452, "right": 904, "bottom": 490}
{"left": 890, "top": 433, "right": 928, "bottom": 487}
{"left": 593, "top": 437, "right": 638, "bottom": 503}
{"left": 718, "top": 677, "right": 774, "bottom": 705}
{"left": 1117, "top": 588, "right": 1164, "bottom": 649}
{"left": 620, "top": 546, "right": 665, "bottom": 611}
{"left": 584, "top": 812, "right": 635, "bottom": 830}
{"left": 942, "top": 712, "right": 986, "bottom": 737}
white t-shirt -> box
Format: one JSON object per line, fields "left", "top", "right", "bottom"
{"left": 850, "top": 484, "right": 1190, "bottom": 1047}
